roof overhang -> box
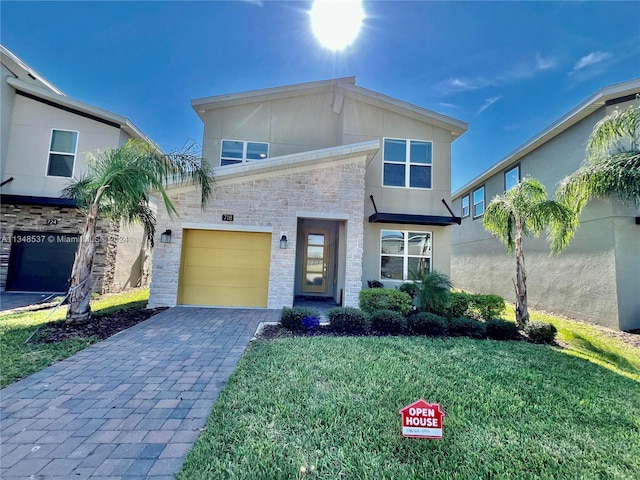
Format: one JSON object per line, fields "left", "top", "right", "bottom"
{"left": 368, "top": 212, "right": 461, "bottom": 226}
{"left": 191, "top": 77, "right": 468, "bottom": 138}
{"left": 6, "top": 77, "right": 157, "bottom": 148}
{"left": 0, "top": 194, "right": 77, "bottom": 207}
{"left": 452, "top": 78, "right": 640, "bottom": 199}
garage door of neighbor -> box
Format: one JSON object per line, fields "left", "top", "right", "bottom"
{"left": 6, "top": 231, "right": 80, "bottom": 292}
{"left": 178, "top": 229, "right": 271, "bottom": 307}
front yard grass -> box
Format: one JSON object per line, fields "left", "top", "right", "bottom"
{"left": 181, "top": 335, "right": 640, "bottom": 479}
{"left": 0, "top": 288, "right": 150, "bottom": 388}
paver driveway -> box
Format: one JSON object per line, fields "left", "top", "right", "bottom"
{"left": 0, "top": 307, "right": 280, "bottom": 479}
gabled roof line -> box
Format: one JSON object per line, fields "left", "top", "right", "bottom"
{"left": 452, "top": 78, "right": 640, "bottom": 199}
{"left": 0, "top": 45, "right": 63, "bottom": 95}
{"left": 7, "top": 77, "right": 158, "bottom": 149}
{"left": 191, "top": 76, "right": 468, "bottom": 136}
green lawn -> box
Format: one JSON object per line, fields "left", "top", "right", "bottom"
{"left": 181, "top": 334, "right": 640, "bottom": 479}
{"left": 0, "top": 288, "right": 149, "bottom": 388}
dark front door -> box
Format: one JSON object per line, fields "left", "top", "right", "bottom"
{"left": 7, "top": 231, "right": 80, "bottom": 292}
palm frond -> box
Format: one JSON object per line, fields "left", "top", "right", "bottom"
{"left": 587, "top": 103, "right": 640, "bottom": 158}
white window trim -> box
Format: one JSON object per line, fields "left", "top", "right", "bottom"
{"left": 504, "top": 164, "right": 520, "bottom": 191}
{"left": 220, "top": 139, "right": 269, "bottom": 166}
{"left": 461, "top": 194, "right": 470, "bottom": 218}
{"left": 379, "top": 229, "right": 433, "bottom": 282}
{"left": 472, "top": 185, "right": 485, "bottom": 219}
{"left": 46, "top": 128, "right": 79, "bottom": 178}
{"left": 382, "top": 137, "right": 433, "bottom": 190}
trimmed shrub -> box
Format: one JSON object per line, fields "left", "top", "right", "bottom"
{"left": 448, "top": 292, "right": 471, "bottom": 318}
{"left": 398, "top": 282, "right": 419, "bottom": 299}
{"left": 370, "top": 309, "right": 407, "bottom": 334}
{"left": 485, "top": 318, "right": 520, "bottom": 340}
{"left": 472, "top": 295, "right": 506, "bottom": 320}
{"left": 410, "top": 312, "right": 447, "bottom": 336}
{"left": 367, "top": 280, "right": 384, "bottom": 289}
{"left": 327, "top": 307, "right": 368, "bottom": 334}
{"left": 359, "top": 288, "right": 412, "bottom": 317}
{"left": 448, "top": 317, "right": 487, "bottom": 339}
{"left": 525, "top": 322, "right": 557, "bottom": 344}
{"left": 280, "top": 307, "right": 320, "bottom": 331}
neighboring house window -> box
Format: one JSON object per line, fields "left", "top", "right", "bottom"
{"left": 383, "top": 138, "right": 432, "bottom": 188}
{"left": 47, "top": 129, "right": 78, "bottom": 177}
{"left": 220, "top": 139, "right": 269, "bottom": 166}
{"left": 505, "top": 164, "right": 520, "bottom": 191}
{"left": 461, "top": 195, "right": 470, "bottom": 218}
{"left": 473, "top": 186, "right": 485, "bottom": 218}
{"left": 380, "top": 230, "right": 432, "bottom": 281}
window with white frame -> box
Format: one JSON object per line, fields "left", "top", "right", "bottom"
{"left": 505, "top": 164, "right": 520, "bottom": 191}
{"left": 380, "top": 230, "right": 432, "bottom": 281}
{"left": 220, "top": 140, "right": 269, "bottom": 166}
{"left": 383, "top": 138, "right": 432, "bottom": 188}
{"left": 47, "top": 129, "right": 78, "bottom": 177}
{"left": 473, "top": 186, "right": 485, "bottom": 218}
{"left": 461, "top": 194, "right": 470, "bottom": 218}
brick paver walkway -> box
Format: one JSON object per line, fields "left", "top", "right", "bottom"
{"left": 1, "top": 307, "right": 279, "bottom": 479}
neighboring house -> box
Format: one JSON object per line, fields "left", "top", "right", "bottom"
{"left": 451, "top": 79, "right": 640, "bottom": 331}
{"left": 148, "top": 77, "right": 467, "bottom": 309}
{"left": 0, "top": 46, "right": 153, "bottom": 294}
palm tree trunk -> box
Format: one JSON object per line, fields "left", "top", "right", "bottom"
{"left": 514, "top": 222, "right": 529, "bottom": 328}
{"left": 66, "top": 186, "right": 107, "bottom": 324}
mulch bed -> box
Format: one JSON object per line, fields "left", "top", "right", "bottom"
{"left": 35, "top": 307, "right": 168, "bottom": 343}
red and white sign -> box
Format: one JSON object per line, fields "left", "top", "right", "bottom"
{"left": 399, "top": 399, "right": 445, "bottom": 439}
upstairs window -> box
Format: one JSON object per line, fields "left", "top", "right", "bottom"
{"left": 47, "top": 129, "right": 78, "bottom": 177}
{"left": 473, "top": 186, "right": 485, "bottom": 218}
{"left": 380, "top": 230, "right": 432, "bottom": 281}
{"left": 505, "top": 164, "right": 520, "bottom": 191}
{"left": 221, "top": 140, "right": 269, "bottom": 166}
{"left": 461, "top": 194, "right": 470, "bottom": 218}
{"left": 383, "top": 138, "right": 432, "bottom": 189}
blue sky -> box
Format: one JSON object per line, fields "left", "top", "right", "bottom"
{"left": 2, "top": 1, "right": 639, "bottom": 191}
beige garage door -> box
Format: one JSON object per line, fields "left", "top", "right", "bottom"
{"left": 177, "top": 229, "right": 271, "bottom": 307}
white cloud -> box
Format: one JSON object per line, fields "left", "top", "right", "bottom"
{"left": 477, "top": 96, "right": 502, "bottom": 115}
{"left": 441, "top": 53, "right": 557, "bottom": 94}
{"left": 573, "top": 51, "right": 612, "bottom": 71}
{"left": 438, "top": 102, "right": 459, "bottom": 109}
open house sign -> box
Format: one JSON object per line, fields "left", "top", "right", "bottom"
{"left": 399, "top": 399, "right": 445, "bottom": 439}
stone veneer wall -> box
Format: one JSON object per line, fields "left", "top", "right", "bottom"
{"left": 0, "top": 202, "right": 115, "bottom": 293}
{"left": 148, "top": 158, "right": 367, "bottom": 309}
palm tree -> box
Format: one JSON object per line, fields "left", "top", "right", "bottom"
{"left": 558, "top": 102, "right": 640, "bottom": 212}
{"left": 62, "top": 139, "right": 214, "bottom": 324}
{"left": 483, "top": 178, "right": 577, "bottom": 327}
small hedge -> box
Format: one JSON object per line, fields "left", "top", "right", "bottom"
{"left": 486, "top": 318, "right": 520, "bottom": 340}
{"left": 410, "top": 312, "right": 447, "bottom": 336}
{"left": 370, "top": 310, "right": 407, "bottom": 334}
{"left": 525, "top": 321, "right": 557, "bottom": 344}
{"left": 398, "top": 282, "right": 419, "bottom": 299}
{"left": 447, "top": 292, "right": 505, "bottom": 320}
{"left": 448, "top": 317, "right": 487, "bottom": 339}
{"left": 327, "top": 307, "right": 368, "bottom": 334}
{"left": 359, "top": 288, "right": 412, "bottom": 317}
{"left": 280, "top": 307, "right": 320, "bottom": 331}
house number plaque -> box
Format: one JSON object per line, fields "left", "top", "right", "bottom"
{"left": 222, "top": 214, "right": 234, "bottom": 222}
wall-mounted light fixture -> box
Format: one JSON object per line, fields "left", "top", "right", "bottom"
{"left": 279, "top": 234, "right": 288, "bottom": 249}
{"left": 160, "top": 229, "right": 172, "bottom": 244}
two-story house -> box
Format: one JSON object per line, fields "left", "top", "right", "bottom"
{"left": 451, "top": 79, "right": 640, "bottom": 331}
{"left": 0, "top": 46, "right": 153, "bottom": 295}
{"left": 148, "top": 77, "right": 467, "bottom": 309}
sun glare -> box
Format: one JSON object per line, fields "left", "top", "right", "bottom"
{"left": 310, "top": 0, "right": 364, "bottom": 51}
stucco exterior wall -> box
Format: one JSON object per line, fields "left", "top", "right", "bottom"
{"left": 1, "top": 64, "right": 16, "bottom": 178}
{"left": 202, "top": 91, "right": 341, "bottom": 166}
{"left": 451, "top": 100, "right": 640, "bottom": 330}
{"left": 2, "top": 94, "right": 126, "bottom": 198}
{"left": 148, "top": 157, "right": 367, "bottom": 309}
